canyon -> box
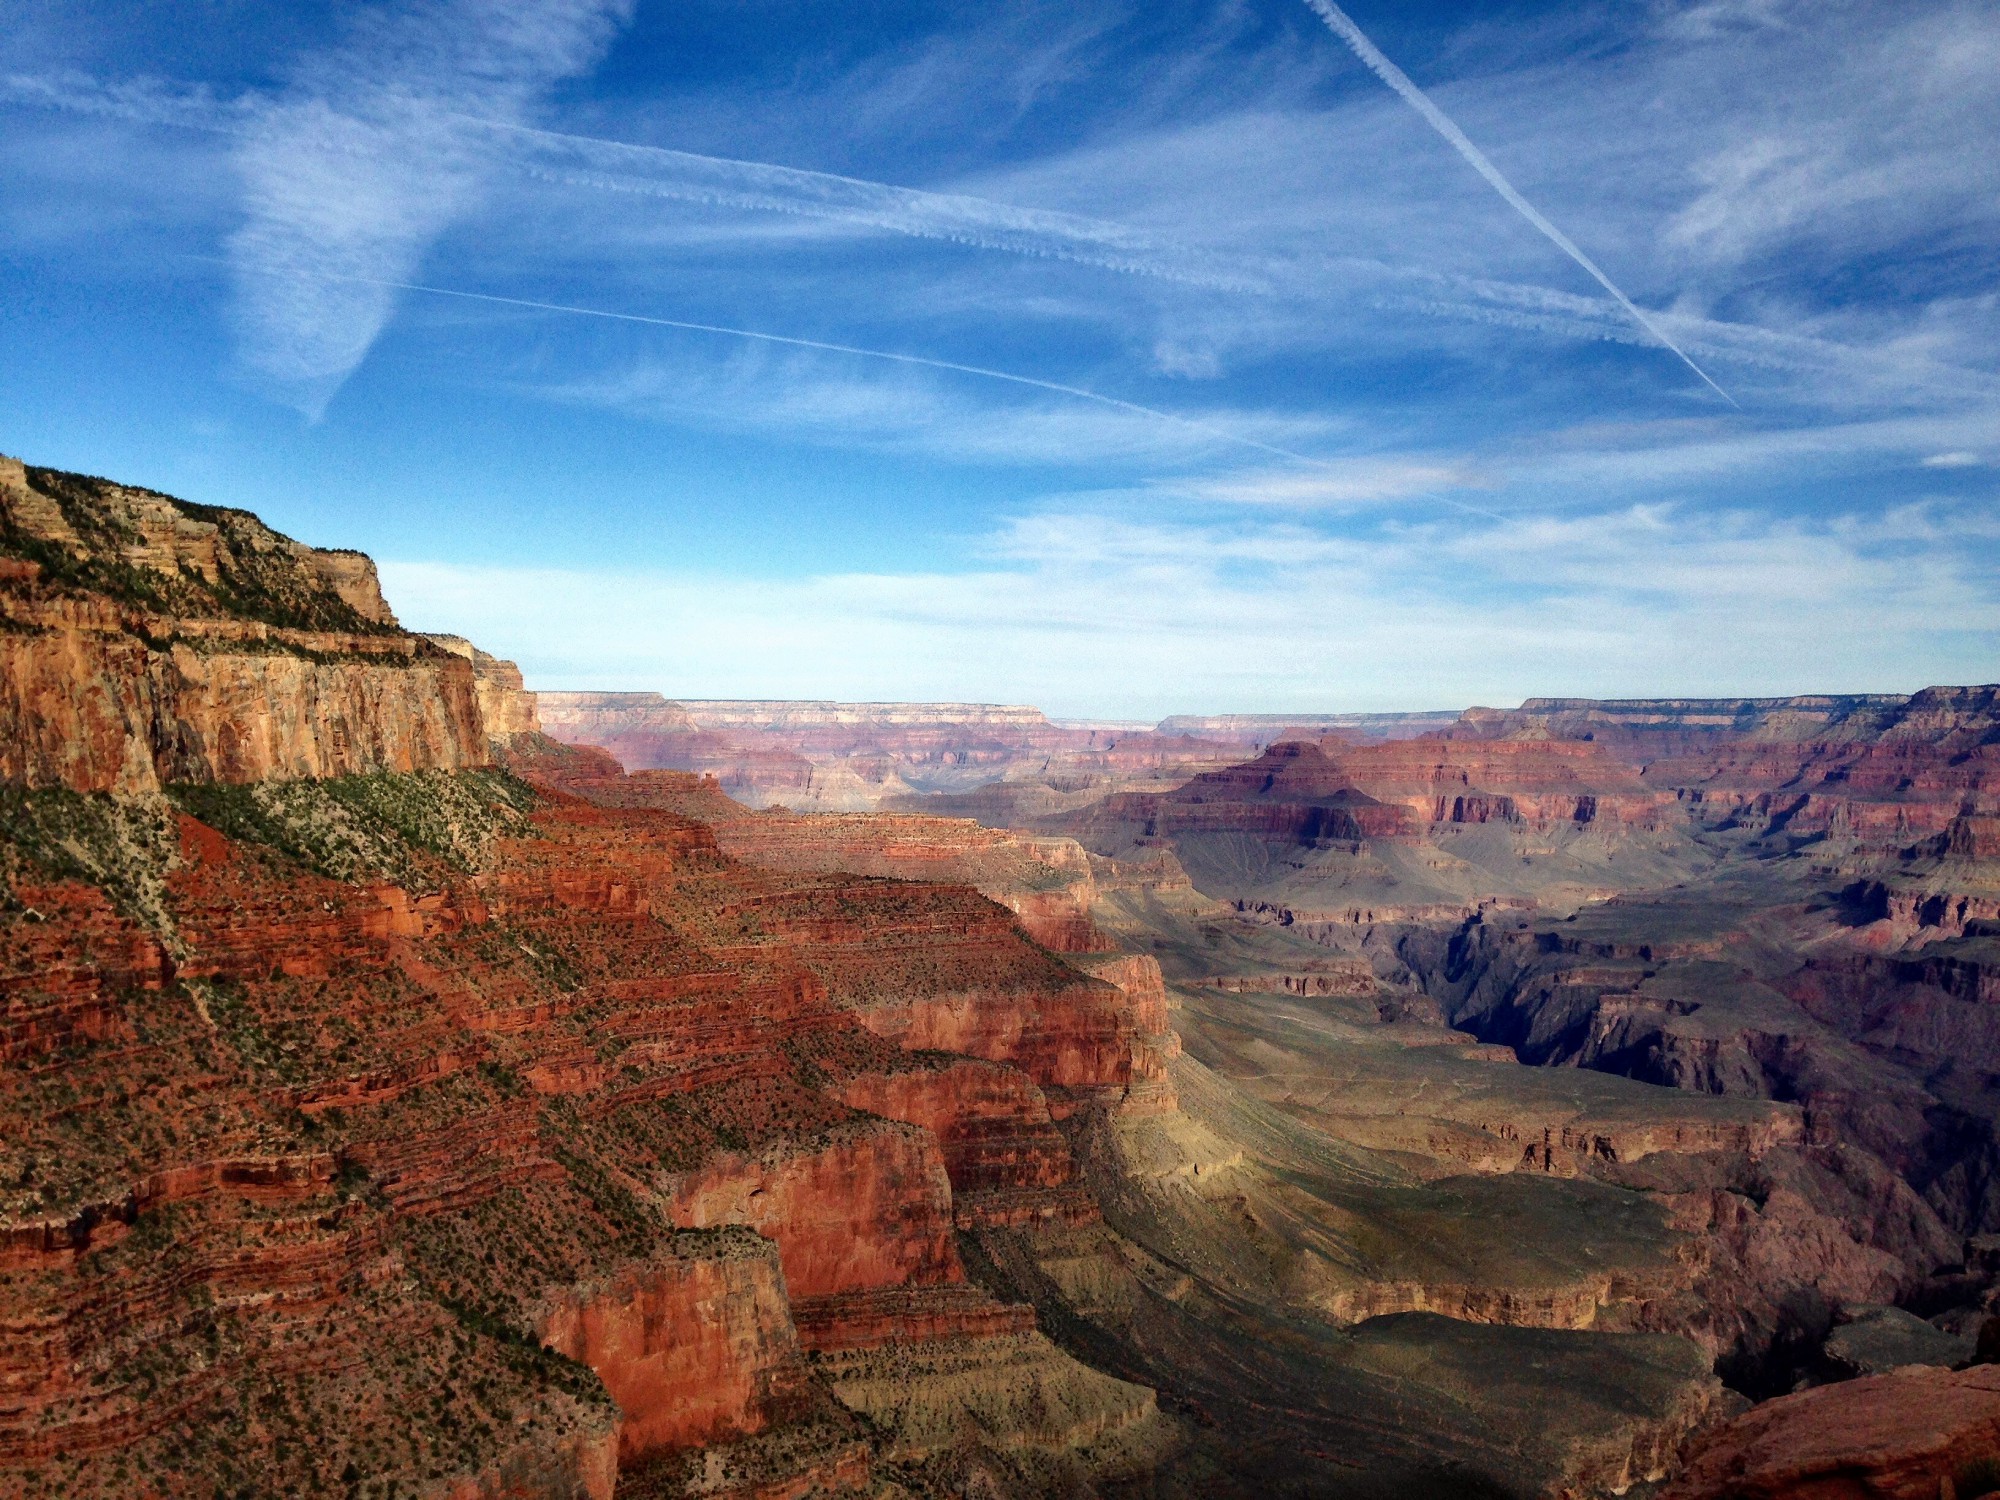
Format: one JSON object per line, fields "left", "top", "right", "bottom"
{"left": 535, "top": 693, "right": 1270, "bottom": 815}
{"left": 5, "top": 454, "right": 2000, "bottom": 1497}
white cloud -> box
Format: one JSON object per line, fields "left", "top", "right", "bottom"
{"left": 226, "top": 0, "right": 633, "bottom": 413}
{"left": 1180, "top": 460, "right": 1486, "bottom": 508}
{"left": 379, "top": 496, "right": 2000, "bottom": 719}
{"left": 527, "top": 346, "right": 1354, "bottom": 470}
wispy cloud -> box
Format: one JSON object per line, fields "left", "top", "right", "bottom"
{"left": 380, "top": 493, "right": 2000, "bottom": 717}
{"left": 223, "top": 0, "right": 633, "bottom": 413}
{"left": 475, "top": 118, "right": 1263, "bottom": 294}
{"left": 1174, "top": 460, "right": 1486, "bottom": 508}
{"left": 528, "top": 338, "right": 1354, "bottom": 470}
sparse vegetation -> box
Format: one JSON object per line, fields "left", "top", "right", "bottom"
{"left": 0, "top": 784, "right": 180, "bottom": 934}
{"left": 168, "top": 769, "right": 540, "bottom": 888}
{"left": 6, "top": 465, "right": 400, "bottom": 634}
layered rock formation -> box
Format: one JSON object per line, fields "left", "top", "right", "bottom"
{"left": 534, "top": 692, "right": 1248, "bottom": 813}
{"left": 1661, "top": 1363, "right": 2000, "bottom": 1500}
{"left": 423, "top": 635, "right": 543, "bottom": 745}
{"left": 510, "top": 738, "right": 1755, "bottom": 1496}
{"left": 0, "top": 760, "right": 1180, "bottom": 1496}
{"left": 998, "top": 688, "right": 2000, "bottom": 1408}
{"left": 1155, "top": 709, "right": 1465, "bottom": 743}
{"left": 1458, "top": 686, "right": 2000, "bottom": 865}
{"left": 11, "top": 451, "right": 1991, "bottom": 1497}
{"left": 0, "top": 457, "right": 491, "bottom": 792}
{"left": 511, "top": 679, "right": 2000, "bottom": 1488}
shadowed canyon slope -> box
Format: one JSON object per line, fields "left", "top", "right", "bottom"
{"left": 7, "top": 455, "right": 2000, "bottom": 1497}
{"left": 952, "top": 685, "right": 2000, "bottom": 1475}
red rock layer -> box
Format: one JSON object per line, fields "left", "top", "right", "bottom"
{"left": 0, "top": 592, "right": 489, "bottom": 793}
{"left": 499, "top": 735, "right": 1181, "bottom": 1211}
{"left": 423, "top": 635, "right": 544, "bottom": 744}
{"left": 537, "top": 1235, "right": 813, "bottom": 1461}
{"left": 1454, "top": 685, "right": 2000, "bottom": 854}
{"left": 0, "top": 770, "right": 1151, "bottom": 1495}
{"left": 663, "top": 1122, "right": 962, "bottom": 1300}
{"left": 1660, "top": 1363, "right": 2000, "bottom": 1500}
{"left": 1096, "top": 737, "right": 1672, "bottom": 845}
{"left": 821, "top": 1056, "right": 1099, "bottom": 1228}
{"left": 1333, "top": 736, "right": 1670, "bottom": 827}
{"left": 500, "top": 735, "right": 1163, "bottom": 1115}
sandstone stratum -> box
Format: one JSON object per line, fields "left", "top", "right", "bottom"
{"left": 6, "top": 454, "right": 2000, "bottom": 1497}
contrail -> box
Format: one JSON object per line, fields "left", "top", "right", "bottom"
{"left": 1299, "top": 0, "right": 1737, "bottom": 406}
{"left": 2, "top": 66, "right": 1775, "bottom": 378}
{"left": 0, "top": 72, "right": 1253, "bottom": 293}
{"left": 220, "top": 262, "right": 1502, "bottom": 517}
{"left": 470, "top": 118, "right": 1263, "bottom": 294}
{"left": 319, "top": 277, "right": 1331, "bottom": 467}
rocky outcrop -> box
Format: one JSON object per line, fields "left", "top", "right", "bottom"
{"left": 663, "top": 1122, "right": 963, "bottom": 1304}
{"left": 0, "top": 457, "right": 491, "bottom": 792}
{"left": 810, "top": 1330, "right": 1169, "bottom": 1479}
{"left": 1661, "top": 1363, "right": 2000, "bottom": 1500}
{"left": 423, "top": 635, "right": 542, "bottom": 744}
{"left": 822, "top": 1056, "right": 1097, "bottom": 1227}
{"left": 536, "top": 1232, "right": 812, "bottom": 1462}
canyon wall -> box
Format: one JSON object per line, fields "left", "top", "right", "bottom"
{"left": 0, "top": 457, "right": 493, "bottom": 792}
{"left": 513, "top": 736, "right": 1834, "bottom": 1496}
{"left": 423, "top": 634, "right": 543, "bottom": 744}
{"left": 12, "top": 448, "right": 1991, "bottom": 1499}
{"left": 1047, "top": 687, "right": 2000, "bottom": 1420}
{"left": 532, "top": 691, "right": 1248, "bottom": 812}
{"left": 1155, "top": 709, "right": 1464, "bottom": 743}
{"left": 0, "top": 757, "right": 1174, "bottom": 1496}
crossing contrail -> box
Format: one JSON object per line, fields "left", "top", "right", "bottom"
{"left": 1299, "top": 0, "right": 1737, "bottom": 406}
{"left": 322, "top": 276, "right": 1338, "bottom": 467}
{"left": 2, "top": 67, "right": 1760, "bottom": 376}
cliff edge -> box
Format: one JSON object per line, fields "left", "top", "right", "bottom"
{"left": 0, "top": 456, "right": 492, "bottom": 792}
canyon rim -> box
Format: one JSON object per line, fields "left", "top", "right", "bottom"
{"left": 4, "top": 453, "right": 2000, "bottom": 1498}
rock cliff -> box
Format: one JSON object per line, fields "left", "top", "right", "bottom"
{"left": 0, "top": 457, "right": 492, "bottom": 792}
{"left": 1661, "top": 1363, "right": 2000, "bottom": 1500}
{"left": 423, "top": 634, "right": 543, "bottom": 744}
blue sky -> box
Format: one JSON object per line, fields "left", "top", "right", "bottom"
{"left": 3, "top": 0, "right": 1996, "bottom": 717}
